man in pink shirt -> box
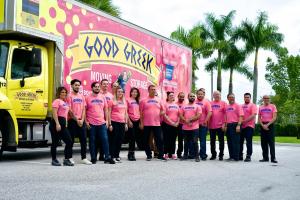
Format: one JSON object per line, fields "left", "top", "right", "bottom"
{"left": 179, "top": 93, "right": 202, "bottom": 162}
{"left": 225, "top": 93, "right": 244, "bottom": 161}
{"left": 258, "top": 95, "right": 278, "bottom": 163}
{"left": 195, "top": 88, "right": 212, "bottom": 160}
{"left": 67, "top": 79, "right": 91, "bottom": 165}
{"left": 240, "top": 93, "right": 257, "bottom": 162}
{"left": 176, "top": 92, "right": 185, "bottom": 158}
{"left": 85, "top": 82, "right": 115, "bottom": 164}
{"left": 209, "top": 91, "right": 226, "bottom": 160}
{"left": 140, "top": 85, "right": 166, "bottom": 161}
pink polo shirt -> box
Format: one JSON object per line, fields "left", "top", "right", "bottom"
{"left": 109, "top": 100, "right": 127, "bottom": 123}
{"left": 127, "top": 98, "right": 140, "bottom": 121}
{"left": 259, "top": 104, "right": 277, "bottom": 123}
{"left": 180, "top": 103, "right": 202, "bottom": 130}
{"left": 102, "top": 91, "right": 113, "bottom": 107}
{"left": 140, "top": 96, "right": 164, "bottom": 126}
{"left": 85, "top": 94, "right": 107, "bottom": 125}
{"left": 67, "top": 92, "right": 86, "bottom": 120}
{"left": 242, "top": 103, "right": 257, "bottom": 128}
{"left": 52, "top": 99, "right": 69, "bottom": 119}
{"left": 209, "top": 100, "right": 227, "bottom": 129}
{"left": 195, "top": 98, "right": 212, "bottom": 125}
{"left": 225, "top": 103, "right": 244, "bottom": 123}
{"left": 164, "top": 102, "right": 180, "bottom": 126}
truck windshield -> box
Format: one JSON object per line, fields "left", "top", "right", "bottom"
{"left": 0, "top": 43, "right": 9, "bottom": 77}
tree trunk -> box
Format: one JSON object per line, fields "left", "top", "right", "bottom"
{"left": 211, "top": 70, "right": 214, "bottom": 100}
{"left": 253, "top": 48, "right": 259, "bottom": 104}
{"left": 217, "top": 50, "right": 222, "bottom": 92}
{"left": 229, "top": 67, "right": 233, "bottom": 94}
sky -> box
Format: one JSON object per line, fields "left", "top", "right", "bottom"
{"left": 113, "top": 0, "right": 300, "bottom": 103}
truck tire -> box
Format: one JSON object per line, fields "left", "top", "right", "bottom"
{"left": 0, "top": 129, "right": 3, "bottom": 160}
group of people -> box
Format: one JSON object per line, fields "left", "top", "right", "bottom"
{"left": 49, "top": 78, "right": 278, "bottom": 166}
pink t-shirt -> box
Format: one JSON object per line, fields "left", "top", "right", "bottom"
{"left": 164, "top": 102, "right": 180, "bottom": 126}
{"left": 195, "top": 98, "right": 212, "bottom": 125}
{"left": 140, "top": 96, "right": 164, "bottom": 126}
{"left": 102, "top": 91, "right": 113, "bottom": 107}
{"left": 67, "top": 92, "right": 86, "bottom": 120}
{"left": 209, "top": 100, "right": 227, "bottom": 129}
{"left": 177, "top": 101, "right": 185, "bottom": 124}
{"left": 127, "top": 98, "right": 140, "bottom": 121}
{"left": 109, "top": 100, "right": 127, "bottom": 123}
{"left": 180, "top": 103, "right": 202, "bottom": 130}
{"left": 52, "top": 99, "right": 69, "bottom": 119}
{"left": 259, "top": 104, "right": 277, "bottom": 123}
{"left": 225, "top": 103, "right": 244, "bottom": 123}
{"left": 242, "top": 103, "right": 257, "bottom": 128}
{"left": 85, "top": 94, "right": 107, "bottom": 125}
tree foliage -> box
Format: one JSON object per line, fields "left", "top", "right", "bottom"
{"left": 79, "top": 0, "right": 121, "bottom": 17}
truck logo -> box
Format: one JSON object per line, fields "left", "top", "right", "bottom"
{"left": 69, "top": 31, "right": 159, "bottom": 84}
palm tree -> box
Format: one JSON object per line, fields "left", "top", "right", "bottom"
{"left": 202, "top": 10, "right": 236, "bottom": 92}
{"left": 205, "top": 43, "right": 253, "bottom": 94}
{"left": 79, "top": 0, "right": 121, "bottom": 17}
{"left": 170, "top": 25, "right": 205, "bottom": 91}
{"left": 233, "top": 11, "right": 283, "bottom": 103}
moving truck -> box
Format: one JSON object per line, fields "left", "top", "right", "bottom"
{"left": 0, "top": 0, "right": 192, "bottom": 158}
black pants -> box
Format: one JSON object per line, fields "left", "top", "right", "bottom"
{"left": 109, "top": 121, "right": 125, "bottom": 158}
{"left": 176, "top": 124, "right": 183, "bottom": 156}
{"left": 240, "top": 127, "right": 254, "bottom": 158}
{"left": 226, "top": 123, "right": 240, "bottom": 160}
{"left": 209, "top": 128, "right": 224, "bottom": 158}
{"left": 183, "top": 129, "right": 199, "bottom": 158}
{"left": 49, "top": 117, "right": 72, "bottom": 160}
{"left": 260, "top": 123, "right": 276, "bottom": 160}
{"left": 68, "top": 119, "right": 87, "bottom": 159}
{"left": 143, "top": 126, "right": 164, "bottom": 158}
{"left": 162, "top": 122, "right": 178, "bottom": 155}
{"left": 127, "top": 120, "right": 140, "bottom": 152}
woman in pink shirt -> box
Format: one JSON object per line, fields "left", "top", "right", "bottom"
{"left": 126, "top": 87, "right": 141, "bottom": 161}
{"left": 162, "top": 91, "right": 180, "bottom": 160}
{"left": 108, "top": 86, "right": 128, "bottom": 163}
{"left": 49, "top": 87, "right": 73, "bottom": 166}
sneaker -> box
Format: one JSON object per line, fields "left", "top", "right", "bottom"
{"left": 146, "top": 156, "right": 152, "bottom": 161}
{"left": 63, "top": 159, "right": 74, "bottom": 166}
{"left": 81, "top": 158, "right": 92, "bottom": 165}
{"left": 177, "top": 154, "right": 182, "bottom": 159}
{"left": 98, "top": 155, "right": 104, "bottom": 161}
{"left": 195, "top": 157, "right": 200, "bottom": 162}
{"left": 104, "top": 158, "right": 115, "bottom": 164}
{"left": 115, "top": 157, "right": 122, "bottom": 163}
{"left": 163, "top": 154, "right": 169, "bottom": 160}
{"left": 219, "top": 157, "right": 223, "bottom": 161}
{"left": 69, "top": 158, "right": 75, "bottom": 164}
{"left": 244, "top": 157, "right": 251, "bottom": 162}
{"left": 51, "top": 159, "right": 61, "bottom": 166}
{"left": 171, "top": 154, "right": 177, "bottom": 160}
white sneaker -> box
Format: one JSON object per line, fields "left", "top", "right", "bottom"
{"left": 69, "top": 158, "right": 75, "bottom": 164}
{"left": 115, "top": 158, "right": 122, "bottom": 163}
{"left": 81, "top": 158, "right": 92, "bottom": 165}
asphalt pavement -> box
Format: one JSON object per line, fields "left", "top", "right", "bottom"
{"left": 0, "top": 143, "right": 300, "bottom": 200}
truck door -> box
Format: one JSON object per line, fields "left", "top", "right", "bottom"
{"left": 6, "top": 44, "right": 48, "bottom": 119}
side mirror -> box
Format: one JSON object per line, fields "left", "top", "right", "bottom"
{"left": 20, "top": 76, "right": 25, "bottom": 87}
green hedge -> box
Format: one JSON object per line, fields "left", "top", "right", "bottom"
{"left": 254, "top": 124, "right": 300, "bottom": 137}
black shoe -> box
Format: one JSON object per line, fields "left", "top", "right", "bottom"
{"left": 209, "top": 156, "right": 216, "bottom": 160}
{"left": 219, "top": 157, "right": 223, "bottom": 161}
{"left": 146, "top": 156, "right": 152, "bottom": 161}
{"left": 201, "top": 157, "right": 207, "bottom": 161}
{"left": 239, "top": 157, "right": 243, "bottom": 161}
{"left": 195, "top": 157, "right": 200, "bottom": 162}
{"left": 98, "top": 155, "right": 104, "bottom": 161}
{"left": 63, "top": 159, "right": 74, "bottom": 166}
{"left": 244, "top": 157, "right": 251, "bottom": 162}
{"left": 104, "top": 158, "right": 115, "bottom": 164}
{"left": 177, "top": 154, "right": 182, "bottom": 159}
{"left": 259, "top": 159, "right": 269, "bottom": 162}
{"left": 51, "top": 159, "right": 61, "bottom": 166}
{"left": 234, "top": 159, "right": 239, "bottom": 161}
{"left": 128, "top": 153, "right": 136, "bottom": 161}
{"left": 225, "top": 158, "right": 234, "bottom": 161}
{"left": 180, "top": 155, "right": 188, "bottom": 160}
{"left": 271, "top": 159, "right": 278, "bottom": 163}
{"left": 154, "top": 152, "right": 159, "bottom": 158}
{"left": 91, "top": 159, "right": 97, "bottom": 164}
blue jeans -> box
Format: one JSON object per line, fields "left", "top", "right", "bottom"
{"left": 199, "top": 125, "right": 208, "bottom": 159}
{"left": 226, "top": 123, "right": 240, "bottom": 160}
{"left": 89, "top": 124, "right": 110, "bottom": 161}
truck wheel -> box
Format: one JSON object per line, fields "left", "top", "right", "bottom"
{"left": 0, "top": 130, "right": 3, "bottom": 160}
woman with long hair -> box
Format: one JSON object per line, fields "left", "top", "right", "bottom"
{"left": 108, "top": 86, "right": 128, "bottom": 162}
{"left": 162, "top": 91, "right": 180, "bottom": 160}
{"left": 126, "top": 87, "right": 141, "bottom": 161}
{"left": 49, "top": 87, "right": 73, "bottom": 166}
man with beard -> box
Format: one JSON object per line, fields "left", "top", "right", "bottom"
{"left": 85, "top": 82, "right": 115, "bottom": 164}
{"left": 179, "top": 93, "right": 202, "bottom": 162}
{"left": 67, "top": 79, "right": 92, "bottom": 165}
